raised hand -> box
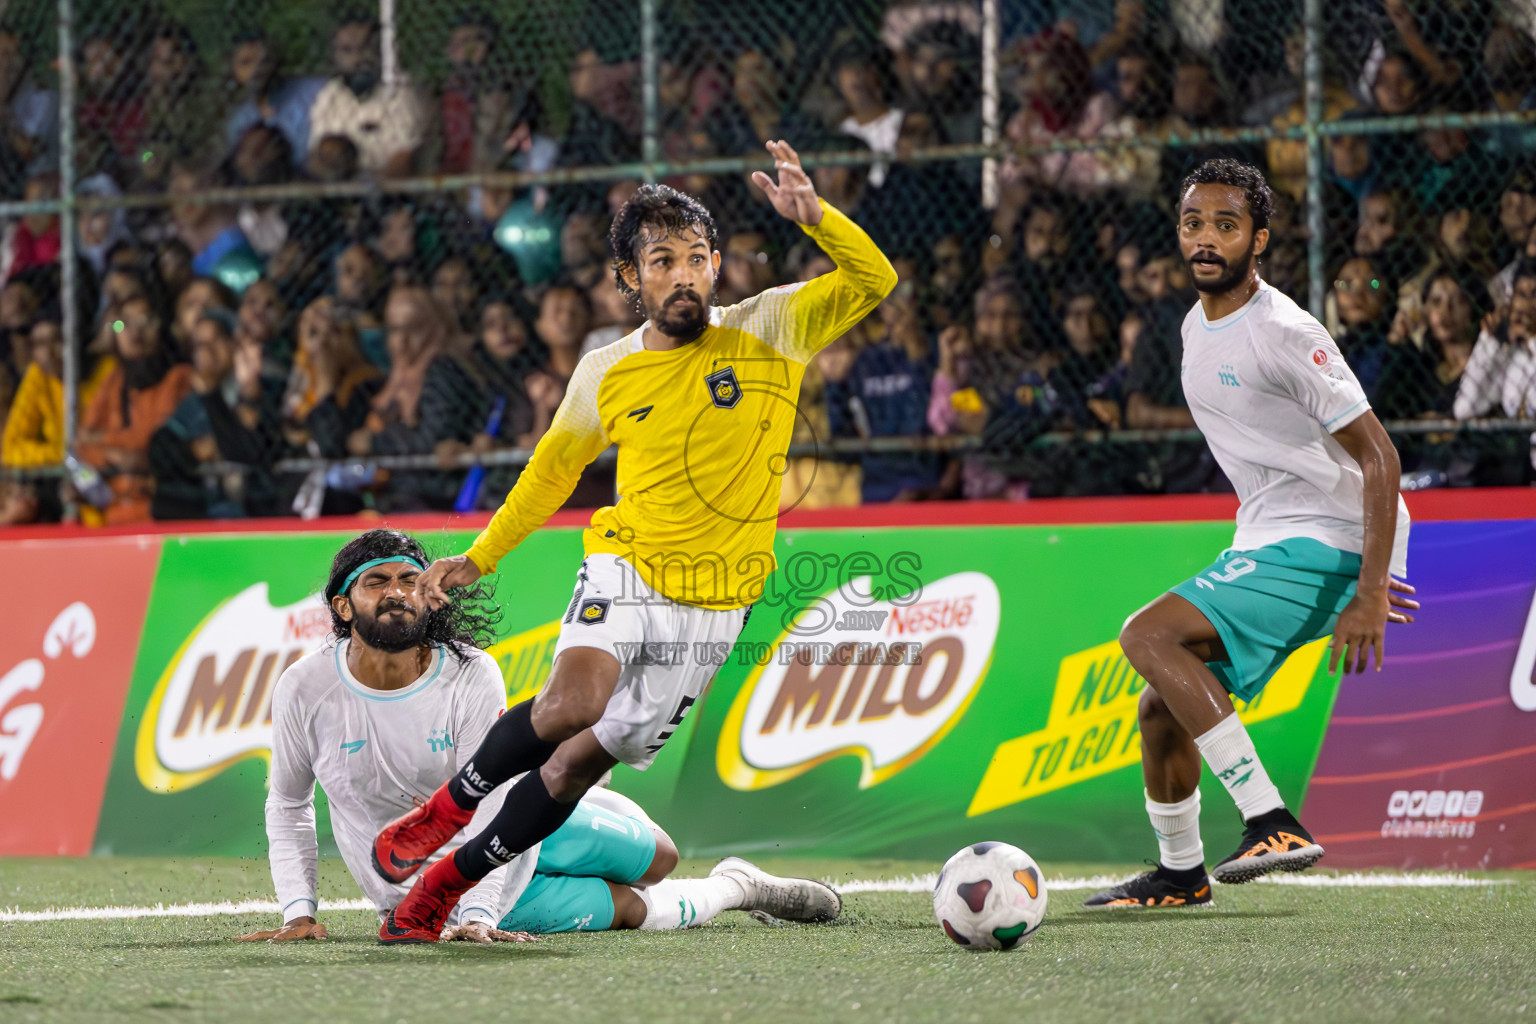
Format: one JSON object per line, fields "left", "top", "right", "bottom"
{"left": 750, "top": 140, "right": 823, "bottom": 226}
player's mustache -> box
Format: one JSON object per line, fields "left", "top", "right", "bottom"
{"left": 1189, "top": 251, "right": 1227, "bottom": 267}
{"left": 665, "top": 290, "right": 703, "bottom": 307}
{"left": 376, "top": 600, "right": 415, "bottom": 615}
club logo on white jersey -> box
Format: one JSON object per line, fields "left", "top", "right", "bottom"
{"left": 718, "top": 571, "right": 1000, "bottom": 791}
{"left": 135, "top": 583, "right": 330, "bottom": 793}
{"left": 1218, "top": 363, "right": 1241, "bottom": 387}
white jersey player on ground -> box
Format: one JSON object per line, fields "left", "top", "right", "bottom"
{"left": 237, "top": 529, "right": 842, "bottom": 943}
{"left": 1085, "top": 159, "right": 1421, "bottom": 910}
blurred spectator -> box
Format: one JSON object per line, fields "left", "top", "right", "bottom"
{"left": 1054, "top": 283, "right": 1116, "bottom": 419}
{"left": 718, "top": 232, "right": 779, "bottom": 307}
{"left": 902, "top": 20, "right": 980, "bottom": 146}
{"left": 1368, "top": 47, "right": 1427, "bottom": 117}
{"left": 236, "top": 277, "right": 292, "bottom": 383}
{"left": 1491, "top": 168, "right": 1536, "bottom": 305}
{"left": 533, "top": 283, "right": 591, "bottom": 383}
{"left": 172, "top": 276, "right": 238, "bottom": 358}
{"left": 1378, "top": 266, "right": 1490, "bottom": 419}
{"left": 438, "top": 8, "right": 545, "bottom": 174}
{"left": 0, "top": 25, "right": 57, "bottom": 189}
{"left": 431, "top": 255, "right": 479, "bottom": 344}
{"left": 581, "top": 274, "right": 644, "bottom": 356}
{"left": 1, "top": 170, "right": 59, "bottom": 280}
{"left": 308, "top": 133, "right": 361, "bottom": 184}
{"left": 1484, "top": 23, "right": 1536, "bottom": 160}
{"left": 832, "top": 42, "right": 904, "bottom": 188}
{"left": 1411, "top": 111, "right": 1505, "bottom": 217}
{"left": 75, "top": 296, "right": 193, "bottom": 525}
{"left": 1087, "top": 306, "right": 1143, "bottom": 429}
{"left": 346, "top": 284, "right": 479, "bottom": 510}
{"left": 558, "top": 210, "right": 610, "bottom": 290}
{"left": 1, "top": 318, "right": 112, "bottom": 523}
{"left": 1375, "top": 0, "right": 1490, "bottom": 111}
{"left": 1458, "top": 259, "right": 1536, "bottom": 420}
{"left": 309, "top": 13, "right": 427, "bottom": 177}
{"left": 333, "top": 243, "right": 386, "bottom": 349}
{"left": 168, "top": 161, "right": 259, "bottom": 284}
{"left": 825, "top": 274, "right": 942, "bottom": 502}
{"left": 373, "top": 202, "right": 425, "bottom": 285}
{"left": 75, "top": 24, "right": 144, "bottom": 179}
{"left": 150, "top": 307, "right": 281, "bottom": 519}
{"left": 928, "top": 277, "right": 1040, "bottom": 499}
{"left": 141, "top": 22, "right": 214, "bottom": 166}
{"left": 282, "top": 296, "right": 382, "bottom": 463}
{"left": 76, "top": 174, "right": 133, "bottom": 280}
{"left": 223, "top": 31, "right": 327, "bottom": 167}
{"left": 1331, "top": 254, "right": 1397, "bottom": 394}
{"left": 465, "top": 295, "right": 552, "bottom": 450}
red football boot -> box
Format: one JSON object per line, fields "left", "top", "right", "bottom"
{"left": 373, "top": 784, "right": 476, "bottom": 884}
{"left": 379, "top": 855, "right": 478, "bottom": 945}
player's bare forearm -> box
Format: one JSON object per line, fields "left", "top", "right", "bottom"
{"left": 1332, "top": 412, "right": 1400, "bottom": 593}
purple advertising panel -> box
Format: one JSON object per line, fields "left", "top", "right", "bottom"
{"left": 1304, "top": 520, "right": 1536, "bottom": 869}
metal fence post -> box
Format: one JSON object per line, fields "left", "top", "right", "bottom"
{"left": 57, "top": 0, "right": 79, "bottom": 461}
{"left": 1303, "top": 0, "right": 1325, "bottom": 320}
{"left": 981, "top": 0, "right": 999, "bottom": 210}
{"left": 639, "top": 0, "right": 659, "bottom": 184}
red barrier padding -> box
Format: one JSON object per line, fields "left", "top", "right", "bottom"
{"left": 1, "top": 488, "right": 1532, "bottom": 542}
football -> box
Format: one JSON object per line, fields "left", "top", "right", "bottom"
{"left": 933, "top": 842, "right": 1049, "bottom": 951}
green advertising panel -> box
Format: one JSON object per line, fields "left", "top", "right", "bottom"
{"left": 94, "top": 522, "right": 1341, "bottom": 862}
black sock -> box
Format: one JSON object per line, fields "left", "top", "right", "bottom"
{"left": 447, "top": 700, "right": 560, "bottom": 809}
{"left": 1157, "top": 862, "right": 1208, "bottom": 885}
{"left": 454, "top": 769, "right": 580, "bottom": 880}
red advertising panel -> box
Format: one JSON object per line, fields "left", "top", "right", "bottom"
{"left": 0, "top": 537, "right": 160, "bottom": 855}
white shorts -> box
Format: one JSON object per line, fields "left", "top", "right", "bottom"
{"left": 554, "top": 554, "right": 751, "bottom": 769}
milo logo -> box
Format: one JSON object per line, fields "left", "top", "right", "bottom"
{"left": 135, "top": 583, "right": 329, "bottom": 793}
{"left": 717, "top": 571, "right": 1000, "bottom": 790}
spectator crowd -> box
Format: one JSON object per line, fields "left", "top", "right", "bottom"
{"left": 3, "top": 0, "right": 1536, "bottom": 525}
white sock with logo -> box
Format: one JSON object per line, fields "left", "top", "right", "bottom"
{"left": 1146, "top": 789, "right": 1205, "bottom": 871}
{"left": 636, "top": 877, "right": 745, "bottom": 930}
{"left": 1193, "top": 714, "right": 1284, "bottom": 820}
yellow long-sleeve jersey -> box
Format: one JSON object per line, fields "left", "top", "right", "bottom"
{"left": 465, "top": 200, "right": 897, "bottom": 609}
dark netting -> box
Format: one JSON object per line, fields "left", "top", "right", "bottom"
{"left": 2, "top": 0, "right": 1534, "bottom": 526}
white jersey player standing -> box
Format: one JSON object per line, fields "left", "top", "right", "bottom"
{"left": 1086, "top": 159, "right": 1420, "bottom": 910}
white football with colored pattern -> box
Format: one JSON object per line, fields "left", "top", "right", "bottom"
{"left": 933, "top": 842, "right": 1048, "bottom": 951}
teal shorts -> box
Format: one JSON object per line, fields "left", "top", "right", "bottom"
{"left": 1170, "top": 537, "right": 1360, "bottom": 702}
{"left": 497, "top": 801, "right": 657, "bottom": 934}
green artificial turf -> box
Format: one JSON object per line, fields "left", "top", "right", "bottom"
{"left": 1, "top": 857, "right": 1532, "bottom": 1023}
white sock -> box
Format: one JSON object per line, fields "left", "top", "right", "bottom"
{"left": 1146, "top": 789, "right": 1204, "bottom": 870}
{"left": 636, "top": 877, "right": 744, "bottom": 930}
{"left": 1193, "top": 714, "right": 1284, "bottom": 820}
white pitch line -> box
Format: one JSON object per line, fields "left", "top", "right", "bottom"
{"left": 836, "top": 872, "right": 1512, "bottom": 894}
{"left": 0, "top": 872, "right": 1511, "bottom": 923}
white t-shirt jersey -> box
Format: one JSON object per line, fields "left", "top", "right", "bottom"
{"left": 1180, "top": 282, "right": 1410, "bottom": 577}
{"left": 265, "top": 640, "right": 536, "bottom": 926}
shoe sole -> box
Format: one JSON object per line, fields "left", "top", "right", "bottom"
{"left": 1211, "top": 844, "right": 1325, "bottom": 884}
{"left": 1083, "top": 898, "right": 1215, "bottom": 909}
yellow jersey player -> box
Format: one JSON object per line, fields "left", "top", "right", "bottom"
{"left": 372, "top": 139, "right": 895, "bottom": 943}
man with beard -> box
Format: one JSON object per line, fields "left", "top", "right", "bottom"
{"left": 1086, "top": 159, "right": 1419, "bottom": 909}
{"left": 370, "top": 140, "right": 890, "bottom": 942}
{"left": 308, "top": 12, "right": 426, "bottom": 177}
{"left": 248, "top": 529, "right": 824, "bottom": 945}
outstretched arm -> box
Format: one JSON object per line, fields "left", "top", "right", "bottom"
{"left": 419, "top": 359, "right": 610, "bottom": 609}
{"left": 750, "top": 139, "right": 897, "bottom": 362}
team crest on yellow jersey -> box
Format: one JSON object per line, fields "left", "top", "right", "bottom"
{"left": 705, "top": 366, "right": 742, "bottom": 409}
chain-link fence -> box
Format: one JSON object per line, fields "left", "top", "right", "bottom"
{"left": 2, "top": 0, "right": 1535, "bottom": 525}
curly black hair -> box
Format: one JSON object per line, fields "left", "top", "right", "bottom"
{"left": 1178, "top": 158, "right": 1273, "bottom": 233}
{"left": 324, "top": 529, "right": 500, "bottom": 665}
{"left": 609, "top": 184, "right": 719, "bottom": 298}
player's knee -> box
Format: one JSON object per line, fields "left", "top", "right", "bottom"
{"left": 539, "top": 757, "right": 592, "bottom": 803}
{"left": 1118, "top": 611, "right": 1160, "bottom": 670}
{"left": 608, "top": 882, "right": 646, "bottom": 930}
{"left": 1138, "top": 686, "right": 1175, "bottom": 731}
{"left": 638, "top": 828, "right": 679, "bottom": 886}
